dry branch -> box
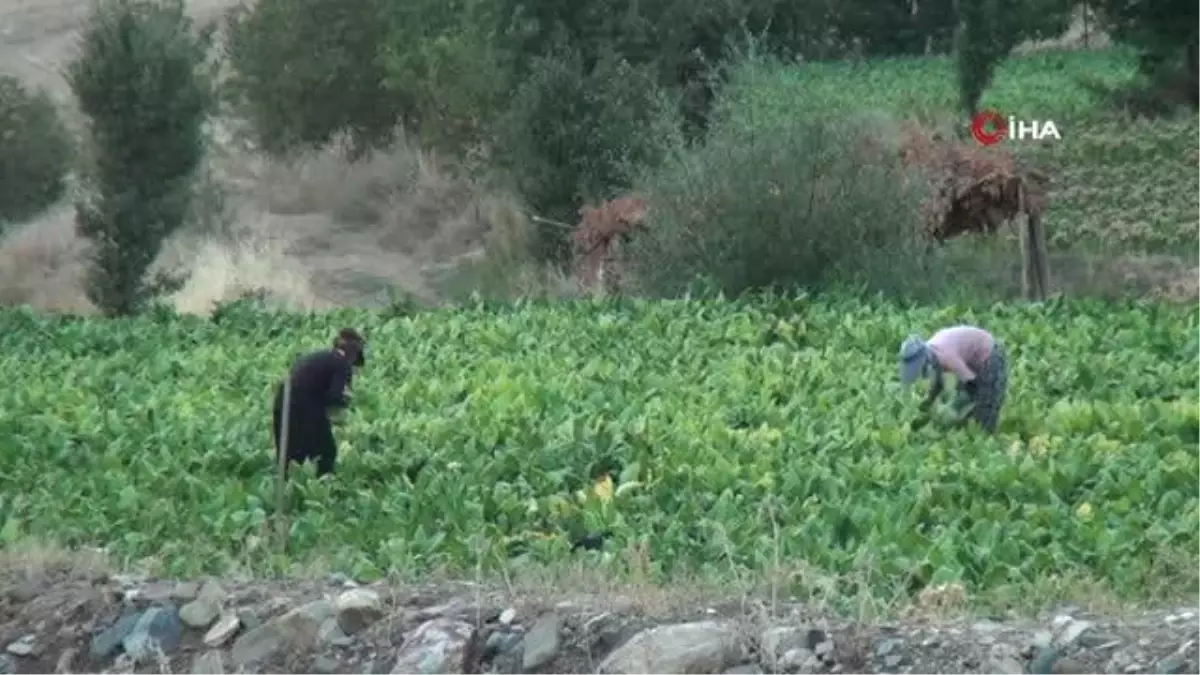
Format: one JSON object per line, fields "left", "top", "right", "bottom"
{"left": 571, "top": 194, "right": 649, "bottom": 294}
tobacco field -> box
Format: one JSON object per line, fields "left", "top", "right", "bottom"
{"left": 1, "top": 296, "right": 1197, "bottom": 602}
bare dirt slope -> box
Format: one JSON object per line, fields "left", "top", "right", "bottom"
{"left": 0, "top": 0, "right": 504, "bottom": 315}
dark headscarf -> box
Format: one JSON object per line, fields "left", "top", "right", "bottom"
{"left": 334, "top": 328, "right": 366, "bottom": 368}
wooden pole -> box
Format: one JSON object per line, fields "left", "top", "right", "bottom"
{"left": 1021, "top": 215, "right": 1050, "bottom": 301}
{"left": 274, "top": 378, "right": 292, "bottom": 553}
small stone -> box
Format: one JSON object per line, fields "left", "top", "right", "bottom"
{"left": 180, "top": 582, "right": 227, "bottom": 629}
{"left": 237, "top": 608, "right": 262, "bottom": 631}
{"left": 5, "top": 635, "right": 36, "bottom": 657}
{"left": 1031, "top": 646, "right": 1064, "bottom": 675}
{"left": 486, "top": 631, "right": 522, "bottom": 657}
{"left": 876, "top": 638, "right": 903, "bottom": 657}
{"left": 499, "top": 608, "right": 518, "bottom": 625}
{"left": 54, "top": 647, "right": 77, "bottom": 674}
{"left": 762, "top": 626, "right": 809, "bottom": 662}
{"left": 335, "top": 588, "right": 384, "bottom": 635}
{"left": 1056, "top": 620, "right": 1094, "bottom": 648}
{"left": 389, "top": 618, "right": 475, "bottom": 674}
{"left": 815, "top": 639, "right": 835, "bottom": 659}
{"left": 724, "top": 664, "right": 763, "bottom": 675}
{"left": 884, "top": 652, "right": 905, "bottom": 669}
{"left": 90, "top": 611, "right": 143, "bottom": 660}
{"left": 782, "top": 647, "right": 821, "bottom": 673}
{"left": 522, "top": 612, "right": 562, "bottom": 670}
{"left": 231, "top": 600, "right": 334, "bottom": 668}
{"left": 204, "top": 613, "right": 241, "bottom": 647}
{"left": 321, "top": 618, "right": 355, "bottom": 647}
{"left": 122, "top": 605, "right": 183, "bottom": 662}
{"left": 0, "top": 655, "right": 15, "bottom": 675}
{"left": 1032, "top": 631, "right": 1054, "bottom": 650}
{"left": 598, "top": 620, "right": 745, "bottom": 674}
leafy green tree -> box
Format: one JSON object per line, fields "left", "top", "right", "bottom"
{"left": 954, "top": 0, "right": 1071, "bottom": 117}
{"left": 1093, "top": 0, "right": 1198, "bottom": 106}
{"left": 379, "top": 0, "right": 516, "bottom": 154}
{"left": 495, "top": 46, "right": 681, "bottom": 263}
{"left": 67, "top": 0, "right": 214, "bottom": 316}
{"left": 223, "top": 0, "right": 402, "bottom": 157}
{"left": 0, "top": 75, "right": 73, "bottom": 231}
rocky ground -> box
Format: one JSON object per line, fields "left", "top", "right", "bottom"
{"left": 1, "top": 569, "right": 1196, "bottom": 675}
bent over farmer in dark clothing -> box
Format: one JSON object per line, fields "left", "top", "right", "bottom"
{"left": 272, "top": 328, "right": 367, "bottom": 477}
{"left": 899, "top": 325, "right": 1007, "bottom": 433}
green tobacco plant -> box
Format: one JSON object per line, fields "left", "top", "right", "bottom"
{"left": 1, "top": 296, "right": 1196, "bottom": 606}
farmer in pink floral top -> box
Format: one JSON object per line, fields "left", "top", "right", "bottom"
{"left": 899, "top": 325, "right": 1008, "bottom": 433}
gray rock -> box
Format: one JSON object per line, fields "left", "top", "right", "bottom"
{"left": 1055, "top": 619, "right": 1094, "bottom": 647}
{"left": 5, "top": 635, "right": 36, "bottom": 657}
{"left": 171, "top": 581, "right": 201, "bottom": 602}
{"left": 180, "top": 582, "right": 227, "bottom": 629}
{"left": 499, "top": 608, "right": 518, "bottom": 625}
{"left": 1030, "top": 646, "right": 1063, "bottom": 674}
{"left": 486, "top": 631, "right": 523, "bottom": 658}
{"left": 814, "top": 639, "right": 835, "bottom": 660}
{"left": 335, "top": 588, "right": 384, "bottom": 635}
{"left": 598, "top": 620, "right": 745, "bottom": 674}
{"left": 237, "top": 608, "right": 263, "bottom": 631}
{"left": 583, "top": 612, "right": 627, "bottom": 652}
{"left": 883, "top": 652, "right": 905, "bottom": 670}
{"left": 321, "top": 617, "right": 355, "bottom": 647}
{"left": 0, "top": 655, "right": 15, "bottom": 675}
{"left": 724, "top": 665, "right": 763, "bottom": 675}
{"left": 782, "top": 647, "right": 822, "bottom": 673}
{"left": 876, "top": 638, "right": 903, "bottom": 657}
{"left": 761, "top": 626, "right": 809, "bottom": 664}
{"left": 190, "top": 650, "right": 226, "bottom": 674}
{"left": 122, "top": 605, "right": 183, "bottom": 663}
{"left": 55, "top": 646, "right": 78, "bottom": 674}
{"left": 90, "top": 611, "right": 143, "bottom": 661}
{"left": 204, "top": 612, "right": 241, "bottom": 647}
{"left": 389, "top": 617, "right": 475, "bottom": 674}
{"left": 231, "top": 599, "right": 334, "bottom": 668}
{"left": 522, "top": 612, "right": 562, "bottom": 670}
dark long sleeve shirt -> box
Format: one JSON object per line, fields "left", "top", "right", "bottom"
{"left": 284, "top": 349, "right": 354, "bottom": 411}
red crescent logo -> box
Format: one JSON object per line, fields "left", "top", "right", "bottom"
{"left": 970, "top": 110, "right": 1008, "bottom": 146}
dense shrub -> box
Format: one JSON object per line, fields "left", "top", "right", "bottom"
{"left": 67, "top": 0, "right": 214, "bottom": 316}
{"left": 0, "top": 76, "right": 73, "bottom": 231}
{"left": 223, "top": 0, "right": 401, "bottom": 157}
{"left": 495, "top": 47, "right": 681, "bottom": 263}
{"left": 380, "top": 0, "right": 516, "bottom": 155}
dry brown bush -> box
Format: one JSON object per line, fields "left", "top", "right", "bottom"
{"left": 571, "top": 194, "right": 650, "bottom": 295}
